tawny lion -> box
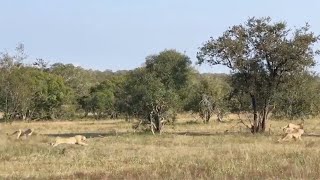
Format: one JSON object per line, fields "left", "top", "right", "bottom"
{"left": 282, "top": 122, "right": 304, "bottom": 133}
{"left": 9, "top": 129, "right": 33, "bottom": 139}
{"left": 51, "top": 135, "right": 88, "bottom": 147}
{"left": 278, "top": 128, "right": 304, "bottom": 142}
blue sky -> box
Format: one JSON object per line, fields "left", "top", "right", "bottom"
{"left": 0, "top": 1, "right": 319, "bottom": 73}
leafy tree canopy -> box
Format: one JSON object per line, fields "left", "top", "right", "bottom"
{"left": 197, "top": 17, "right": 319, "bottom": 133}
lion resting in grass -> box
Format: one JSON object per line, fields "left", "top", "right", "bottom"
{"left": 51, "top": 135, "right": 88, "bottom": 147}
{"left": 8, "top": 129, "right": 33, "bottom": 139}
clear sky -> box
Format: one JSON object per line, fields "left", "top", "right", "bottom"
{"left": 0, "top": 1, "right": 319, "bottom": 73}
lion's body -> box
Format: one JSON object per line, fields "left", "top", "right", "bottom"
{"left": 9, "top": 129, "right": 33, "bottom": 139}
{"left": 282, "top": 123, "right": 303, "bottom": 133}
{"left": 52, "top": 135, "right": 88, "bottom": 147}
{"left": 278, "top": 128, "right": 304, "bottom": 142}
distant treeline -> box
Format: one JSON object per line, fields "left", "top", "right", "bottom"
{"left": 0, "top": 46, "right": 319, "bottom": 123}
{"left": 1, "top": 17, "right": 319, "bottom": 134}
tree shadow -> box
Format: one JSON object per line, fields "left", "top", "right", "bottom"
{"left": 170, "top": 131, "right": 320, "bottom": 138}
{"left": 178, "top": 120, "right": 201, "bottom": 125}
{"left": 169, "top": 131, "right": 252, "bottom": 137}
{"left": 303, "top": 133, "right": 320, "bottom": 137}
{"left": 177, "top": 120, "right": 230, "bottom": 126}
{"left": 79, "top": 121, "right": 128, "bottom": 125}
{"left": 43, "top": 131, "right": 129, "bottom": 139}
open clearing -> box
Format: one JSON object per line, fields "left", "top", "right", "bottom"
{"left": 1, "top": 115, "right": 320, "bottom": 179}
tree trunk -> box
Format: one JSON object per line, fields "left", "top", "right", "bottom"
{"left": 5, "top": 95, "right": 9, "bottom": 123}
{"left": 216, "top": 108, "right": 223, "bottom": 122}
{"left": 261, "top": 103, "right": 268, "bottom": 132}
{"left": 125, "top": 114, "right": 130, "bottom": 122}
{"left": 251, "top": 95, "right": 270, "bottom": 133}
{"left": 251, "top": 95, "right": 260, "bottom": 133}
{"left": 153, "top": 113, "right": 162, "bottom": 133}
{"left": 205, "top": 111, "right": 211, "bottom": 123}
{"left": 84, "top": 111, "right": 88, "bottom": 118}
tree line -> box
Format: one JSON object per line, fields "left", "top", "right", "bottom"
{"left": 0, "top": 17, "right": 319, "bottom": 133}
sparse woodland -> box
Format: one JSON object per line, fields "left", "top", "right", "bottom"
{"left": 1, "top": 18, "right": 319, "bottom": 131}
{"left": 1, "top": 17, "right": 320, "bottom": 179}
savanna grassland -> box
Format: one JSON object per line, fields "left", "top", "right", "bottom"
{"left": 1, "top": 114, "right": 320, "bottom": 180}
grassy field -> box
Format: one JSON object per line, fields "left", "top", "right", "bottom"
{"left": 1, "top": 114, "right": 320, "bottom": 180}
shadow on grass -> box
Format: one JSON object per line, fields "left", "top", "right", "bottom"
{"left": 178, "top": 120, "right": 201, "bottom": 125}
{"left": 43, "top": 131, "right": 130, "bottom": 139}
{"left": 177, "top": 119, "right": 231, "bottom": 126}
{"left": 43, "top": 130, "right": 258, "bottom": 139}
{"left": 43, "top": 129, "right": 320, "bottom": 139}
{"left": 78, "top": 120, "right": 129, "bottom": 125}
{"left": 1, "top": 172, "right": 109, "bottom": 180}
{"left": 303, "top": 133, "right": 320, "bottom": 137}
{"left": 169, "top": 131, "right": 253, "bottom": 137}
{"left": 170, "top": 131, "right": 320, "bottom": 137}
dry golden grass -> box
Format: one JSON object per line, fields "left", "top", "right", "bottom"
{"left": 1, "top": 114, "right": 320, "bottom": 179}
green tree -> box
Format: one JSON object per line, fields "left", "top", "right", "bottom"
{"left": 50, "top": 63, "right": 98, "bottom": 98}
{"left": 145, "top": 49, "right": 193, "bottom": 111}
{"left": 31, "top": 71, "right": 71, "bottom": 119}
{"left": 184, "top": 73, "right": 231, "bottom": 122}
{"left": 273, "top": 72, "right": 320, "bottom": 119}
{"left": 0, "top": 44, "right": 28, "bottom": 121}
{"left": 124, "top": 50, "right": 193, "bottom": 132}
{"left": 0, "top": 67, "right": 36, "bottom": 121}
{"left": 197, "top": 17, "right": 319, "bottom": 133}
{"left": 78, "top": 80, "right": 116, "bottom": 119}
{"left": 145, "top": 49, "right": 192, "bottom": 89}
{"left": 0, "top": 63, "right": 71, "bottom": 121}
{"left": 122, "top": 67, "right": 179, "bottom": 133}
{"left": 89, "top": 80, "right": 115, "bottom": 119}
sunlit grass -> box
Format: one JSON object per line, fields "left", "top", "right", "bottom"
{"left": 1, "top": 114, "right": 320, "bottom": 179}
